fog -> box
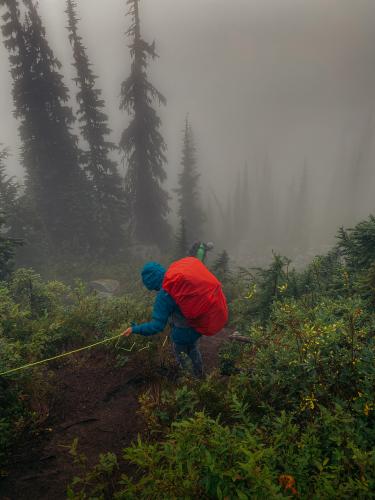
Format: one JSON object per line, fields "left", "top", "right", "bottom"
{"left": 1, "top": 0, "right": 375, "bottom": 265}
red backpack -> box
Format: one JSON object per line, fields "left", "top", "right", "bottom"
{"left": 162, "top": 257, "right": 228, "bottom": 336}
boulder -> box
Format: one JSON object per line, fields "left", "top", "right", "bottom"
{"left": 89, "top": 279, "right": 120, "bottom": 298}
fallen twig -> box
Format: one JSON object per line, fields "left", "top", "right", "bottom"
{"left": 228, "top": 333, "right": 253, "bottom": 344}
{"left": 61, "top": 417, "right": 99, "bottom": 430}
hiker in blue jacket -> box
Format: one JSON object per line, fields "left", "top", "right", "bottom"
{"left": 122, "top": 262, "right": 203, "bottom": 377}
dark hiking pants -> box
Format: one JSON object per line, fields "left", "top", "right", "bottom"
{"left": 173, "top": 340, "right": 203, "bottom": 378}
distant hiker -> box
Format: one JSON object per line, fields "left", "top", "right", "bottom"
{"left": 188, "top": 241, "right": 214, "bottom": 263}
{"left": 122, "top": 258, "right": 228, "bottom": 378}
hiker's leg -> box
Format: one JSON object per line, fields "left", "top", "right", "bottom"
{"left": 187, "top": 341, "right": 203, "bottom": 378}
{"left": 173, "top": 343, "right": 191, "bottom": 372}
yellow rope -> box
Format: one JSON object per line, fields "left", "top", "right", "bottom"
{"left": 0, "top": 333, "right": 148, "bottom": 377}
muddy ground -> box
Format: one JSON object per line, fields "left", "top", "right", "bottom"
{"left": 0, "top": 330, "right": 228, "bottom": 500}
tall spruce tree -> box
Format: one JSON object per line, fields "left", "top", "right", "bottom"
{"left": 225, "top": 194, "right": 234, "bottom": 246}
{"left": 233, "top": 170, "right": 242, "bottom": 238}
{"left": 120, "top": 0, "right": 170, "bottom": 249}
{"left": 254, "top": 154, "right": 277, "bottom": 255}
{"left": 346, "top": 115, "right": 374, "bottom": 223}
{"left": 0, "top": 212, "right": 21, "bottom": 280}
{"left": 66, "top": 0, "right": 125, "bottom": 254}
{"left": 175, "top": 117, "right": 205, "bottom": 242}
{"left": 212, "top": 250, "right": 230, "bottom": 281}
{"left": 293, "top": 163, "right": 310, "bottom": 254}
{"left": 1, "top": 0, "right": 94, "bottom": 255}
{"left": 241, "top": 162, "right": 251, "bottom": 236}
{"left": 0, "top": 146, "right": 27, "bottom": 250}
{"left": 283, "top": 162, "right": 311, "bottom": 256}
{"left": 282, "top": 177, "right": 297, "bottom": 255}
{"left": 175, "top": 217, "right": 187, "bottom": 259}
{"left": 0, "top": 147, "right": 44, "bottom": 266}
{"left": 233, "top": 164, "right": 251, "bottom": 245}
{"left": 205, "top": 196, "right": 216, "bottom": 244}
{"left": 0, "top": 147, "right": 18, "bottom": 221}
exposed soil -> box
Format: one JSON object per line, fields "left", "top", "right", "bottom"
{"left": 0, "top": 330, "right": 229, "bottom": 500}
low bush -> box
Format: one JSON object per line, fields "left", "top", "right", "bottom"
{"left": 67, "top": 217, "right": 375, "bottom": 499}
{"left": 0, "top": 268, "right": 151, "bottom": 468}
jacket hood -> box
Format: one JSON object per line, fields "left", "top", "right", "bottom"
{"left": 141, "top": 262, "right": 166, "bottom": 291}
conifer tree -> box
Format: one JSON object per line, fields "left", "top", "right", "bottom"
{"left": 212, "top": 250, "right": 230, "bottom": 281}
{"left": 66, "top": 0, "right": 125, "bottom": 254}
{"left": 233, "top": 164, "right": 250, "bottom": 244}
{"left": 224, "top": 195, "right": 234, "bottom": 247}
{"left": 346, "top": 115, "right": 374, "bottom": 223}
{"left": 293, "top": 163, "right": 310, "bottom": 253}
{"left": 214, "top": 166, "right": 250, "bottom": 250}
{"left": 337, "top": 215, "right": 375, "bottom": 272}
{"left": 209, "top": 187, "right": 226, "bottom": 246}
{"left": 120, "top": 0, "right": 170, "bottom": 248}
{"left": 0, "top": 147, "right": 28, "bottom": 254}
{"left": 254, "top": 154, "right": 277, "bottom": 254}
{"left": 283, "top": 163, "right": 311, "bottom": 256}
{"left": 211, "top": 191, "right": 234, "bottom": 251}
{"left": 205, "top": 196, "right": 216, "bottom": 244}
{"left": 233, "top": 170, "right": 242, "bottom": 238}
{"left": 0, "top": 147, "right": 18, "bottom": 221}
{"left": 175, "top": 117, "right": 205, "bottom": 242}
{"left": 241, "top": 162, "right": 251, "bottom": 235}
{"left": 256, "top": 253, "right": 290, "bottom": 322}
{"left": 175, "top": 217, "right": 187, "bottom": 259}
{"left": 1, "top": 0, "right": 94, "bottom": 255}
{"left": 0, "top": 212, "right": 22, "bottom": 280}
{"left": 282, "top": 178, "right": 297, "bottom": 255}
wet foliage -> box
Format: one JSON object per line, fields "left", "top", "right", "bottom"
{"left": 66, "top": 216, "right": 375, "bottom": 499}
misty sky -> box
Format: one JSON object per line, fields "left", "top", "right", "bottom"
{"left": 1, "top": 0, "right": 375, "bottom": 239}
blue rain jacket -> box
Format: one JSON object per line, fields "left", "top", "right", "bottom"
{"left": 132, "top": 262, "right": 201, "bottom": 345}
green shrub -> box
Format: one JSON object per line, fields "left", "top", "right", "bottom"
{"left": 81, "top": 281, "right": 374, "bottom": 498}
{"left": 0, "top": 269, "right": 152, "bottom": 468}
{"left": 68, "top": 405, "right": 374, "bottom": 499}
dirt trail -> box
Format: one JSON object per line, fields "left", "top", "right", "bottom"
{"left": 0, "top": 330, "right": 228, "bottom": 500}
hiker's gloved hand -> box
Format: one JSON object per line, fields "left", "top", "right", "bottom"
{"left": 122, "top": 327, "right": 133, "bottom": 337}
